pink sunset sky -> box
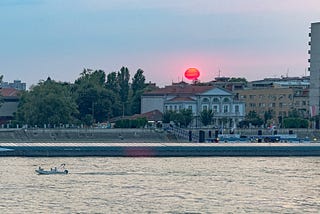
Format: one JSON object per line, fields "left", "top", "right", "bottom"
{"left": 0, "top": 0, "right": 319, "bottom": 88}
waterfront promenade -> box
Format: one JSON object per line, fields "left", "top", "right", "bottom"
{"left": 0, "top": 128, "right": 320, "bottom": 157}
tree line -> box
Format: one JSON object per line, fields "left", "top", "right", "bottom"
{"left": 0, "top": 71, "right": 313, "bottom": 129}
{"left": 11, "top": 67, "right": 148, "bottom": 127}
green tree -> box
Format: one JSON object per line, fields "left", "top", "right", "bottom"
{"left": 165, "top": 109, "right": 193, "bottom": 128}
{"left": 15, "top": 78, "right": 78, "bottom": 126}
{"left": 288, "top": 109, "right": 300, "bottom": 118}
{"left": 162, "top": 111, "right": 172, "bottom": 123}
{"left": 105, "top": 71, "right": 119, "bottom": 93}
{"left": 245, "top": 110, "right": 263, "bottom": 127}
{"left": 118, "top": 67, "right": 130, "bottom": 102}
{"left": 130, "top": 69, "right": 146, "bottom": 114}
{"left": 200, "top": 109, "right": 214, "bottom": 126}
{"left": 179, "top": 109, "right": 193, "bottom": 127}
{"left": 131, "top": 69, "right": 146, "bottom": 95}
{"left": 264, "top": 109, "right": 275, "bottom": 124}
{"left": 74, "top": 69, "right": 118, "bottom": 124}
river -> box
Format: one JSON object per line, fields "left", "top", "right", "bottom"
{"left": 0, "top": 157, "right": 319, "bottom": 213}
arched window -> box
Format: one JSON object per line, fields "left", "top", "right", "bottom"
{"left": 202, "top": 104, "right": 208, "bottom": 111}
{"left": 223, "top": 97, "right": 230, "bottom": 103}
{"left": 213, "top": 98, "right": 220, "bottom": 103}
{"left": 202, "top": 98, "right": 210, "bottom": 103}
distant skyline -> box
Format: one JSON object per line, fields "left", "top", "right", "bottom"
{"left": 1, "top": 0, "right": 319, "bottom": 88}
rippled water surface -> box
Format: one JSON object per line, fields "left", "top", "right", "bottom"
{"left": 0, "top": 157, "right": 319, "bottom": 213}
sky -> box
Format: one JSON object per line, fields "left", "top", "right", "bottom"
{"left": 0, "top": 0, "right": 319, "bottom": 88}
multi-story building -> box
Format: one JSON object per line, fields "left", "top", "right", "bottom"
{"left": 237, "top": 77, "right": 309, "bottom": 126}
{"left": 309, "top": 22, "right": 320, "bottom": 117}
{"left": 0, "top": 88, "right": 20, "bottom": 125}
{"left": 1, "top": 80, "right": 26, "bottom": 91}
{"left": 141, "top": 81, "right": 245, "bottom": 128}
{"left": 248, "top": 76, "right": 309, "bottom": 89}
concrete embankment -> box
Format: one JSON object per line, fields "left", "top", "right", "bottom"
{"left": 1, "top": 143, "right": 320, "bottom": 157}
{"left": 0, "top": 128, "right": 172, "bottom": 143}
{"left": 1, "top": 128, "right": 320, "bottom": 157}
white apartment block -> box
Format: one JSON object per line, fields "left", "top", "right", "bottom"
{"left": 309, "top": 22, "right": 320, "bottom": 116}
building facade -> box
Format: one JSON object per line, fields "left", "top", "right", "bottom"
{"left": 0, "top": 88, "right": 20, "bottom": 125}
{"left": 309, "top": 22, "right": 320, "bottom": 117}
{"left": 237, "top": 81, "right": 309, "bottom": 126}
{"left": 141, "top": 82, "right": 245, "bottom": 128}
{"left": 1, "top": 80, "right": 26, "bottom": 91}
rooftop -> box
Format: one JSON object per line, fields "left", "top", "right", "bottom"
{"left": 143, "top": 83, "right": 214, "bottom": 96}
{"left": 0, "top": 88, "right": 20, "bottom": 97}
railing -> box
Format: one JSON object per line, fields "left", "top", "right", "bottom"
{"left": 163, "top": 124, "right": 198, "bottom": 142}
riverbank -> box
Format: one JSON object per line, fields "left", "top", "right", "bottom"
{"left": 1, "top": 142, "right": 320, "bottom": 157}
{"left": 0, "top": 128, "right": 172, "bottom": 143}
{"left": 0, "top": 128, "right": 320, "bottom": 157}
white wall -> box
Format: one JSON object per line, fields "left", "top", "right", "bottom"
{"left": 141, "top": 96, "right": 164, "bottom": 113}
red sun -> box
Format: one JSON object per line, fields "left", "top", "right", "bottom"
{"left": 184, "top": 68, "right": 200, "bottom": 80}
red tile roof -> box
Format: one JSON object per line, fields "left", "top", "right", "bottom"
{"left": 167, "top": 96, "right": 195, "bottom": 102}
{"left": 0, "top": 88, "right": 20, "bottom": 97}
{"left": 131, "top": 109, "right": 163, "bottom": 121}
{"left": 143, "top": 84, "right": 214, "bottom": 96}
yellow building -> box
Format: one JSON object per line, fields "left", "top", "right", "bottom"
{"left": 237, "top": 86, "right": 309, "bottom": 125}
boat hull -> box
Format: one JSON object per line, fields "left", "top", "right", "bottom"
{"left": 35, "top": 169, "right": 68, "bottom": 175}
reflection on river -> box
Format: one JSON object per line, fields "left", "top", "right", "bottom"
{"left": 0, "top": 157, "right": 319, "bottom": 213}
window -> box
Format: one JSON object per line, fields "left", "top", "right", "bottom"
{"left": 213, "top": 98, "right": 220, "bottom": 103}
{"left": 223, "top": 97, "right": 230, "bottom": 102}
{"left": 202, "top": 98, "right": 210, "bottom": 103}
{"left": 202, "top": 105, "right": 208, "bottom": 111}
{"left": 223, "top": 105, "right": 229, "bottom": 113}
{"left": 250, "top": 103, "right": 256, "bottom": 107}
{"left": 235, "top": 105, "right": 239, "bottom": 113}
{"left": 212, "top": 105, "right": 219, "bottom": 112}
{"left": 188, "top": 105, "right": 192, "bottom": 110}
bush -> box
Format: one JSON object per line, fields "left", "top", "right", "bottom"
{"left": 283, "top": 118, "right": 308, "bottom": 128}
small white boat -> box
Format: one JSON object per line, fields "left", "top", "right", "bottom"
{"left": 35, "top": 164, "right": 68, "bottom": 175}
